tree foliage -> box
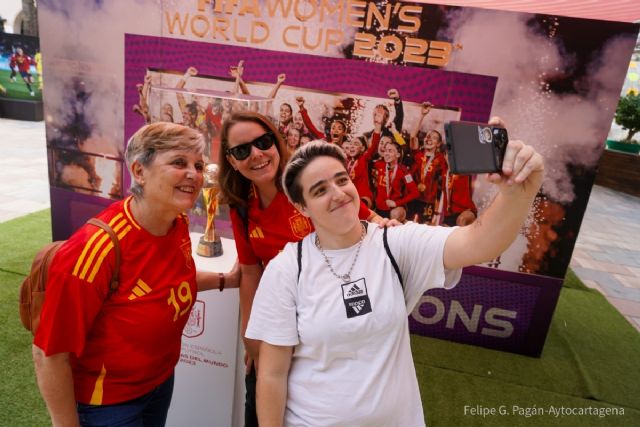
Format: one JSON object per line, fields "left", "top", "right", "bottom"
{"left": 614, "top": 93, "right": 640, "bottom": 143}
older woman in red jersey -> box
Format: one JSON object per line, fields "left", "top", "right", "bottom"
{"left": 33, "top": 122, "right": 239, "bottom": 427}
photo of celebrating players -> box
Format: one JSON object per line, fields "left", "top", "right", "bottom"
{"left": 132, "top": 62, "right": 469, "bottom": 226}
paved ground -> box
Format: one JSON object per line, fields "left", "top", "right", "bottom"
{"left": 570, "top": 185, "right": 640, "bottom": 331}
{"left": 1, "top": 117, "right": 639, "bottom": 331}
{"left": 0, "top": 118, "right": 50, "bottom": 223}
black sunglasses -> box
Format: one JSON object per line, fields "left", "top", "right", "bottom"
{"left": 226, "top": 132, "right": 276, "bottom": 161}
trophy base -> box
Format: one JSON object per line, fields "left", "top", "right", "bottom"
{"left": 196, "top": 236, "right": 223, "bottom": 257}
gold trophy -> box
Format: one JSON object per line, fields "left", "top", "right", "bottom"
{"left": 196, "top": 163, "right": 223, "bottom": 257}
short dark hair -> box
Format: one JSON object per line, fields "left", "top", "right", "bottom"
{"left": 281, "top": 102, "right": 292, "bottom": 111}
{"left": 282, "top": 141, "right": 346, "bottom": 206}
{"left": 386, "top": 140, "right": 402, "bottom": 153}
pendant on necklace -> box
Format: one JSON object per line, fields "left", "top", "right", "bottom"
{"left": 341, "top": 274, "right": 351, "bottom": 282}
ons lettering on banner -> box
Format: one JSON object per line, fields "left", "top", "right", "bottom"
{"left": 411, "top": 295, "right": 517, "bottom": 338}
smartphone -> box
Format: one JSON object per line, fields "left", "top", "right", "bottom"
{"left": 444, "top": 121, "right": 509, "bottom": 175}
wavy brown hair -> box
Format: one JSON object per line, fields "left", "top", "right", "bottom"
{"left": 218, "top": 111, "right": 290, "bottom": 207}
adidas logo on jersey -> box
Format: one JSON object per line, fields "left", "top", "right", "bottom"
{"left": 249, "top": 226, "right": 264, "bottom": 239}
{"left": 341, "top": 278, "right": 372, "bottom": 318}
{"left": 346, "top": 283, "right": 364, "bottom": 297}
{"left": 128, "top": 279, "right": 152, "bottom": 300}
{"left": 351, "top": 300, "right": 366, "bottom": 314}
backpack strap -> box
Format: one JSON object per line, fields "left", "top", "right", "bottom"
{"left": 87, "top": 218, "right": 121, "bottom": 293}
{"left": 383, "top": 226, "right": 404, "bottom": 289}
{"left": 295, "top": 222, "right": 403, "bottom": 288}
{"left": 297, "top": 239, "right": 303, "bottom": 283}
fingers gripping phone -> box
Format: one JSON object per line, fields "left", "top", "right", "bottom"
{"left": 444, "top": 121, "right": 509, "bottom": 175}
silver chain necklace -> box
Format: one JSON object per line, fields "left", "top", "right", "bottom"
{"left": 315, "top": 223, "right": 366, "bottom": 283}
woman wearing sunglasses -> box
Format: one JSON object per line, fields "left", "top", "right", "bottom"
{"left": 218, "top": 111, "right": 387, "bottom": 426}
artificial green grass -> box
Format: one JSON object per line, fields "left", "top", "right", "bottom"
{"left": 0, "top": 209, "right": 52, "bottom": 275}
{"left": 0, "top": 210, "right": 51, "bottom": 427}
{"left": 412, "top": 285, "right": 640, "bottom": 426}
{"left": 563, "top": 268, "right": 588, "bottom": 291}
{"left": 420, "top": 367, "right": 639, "bottom": 427}
{"left": 2, "top": 210, "right": 639, "bottom": 426}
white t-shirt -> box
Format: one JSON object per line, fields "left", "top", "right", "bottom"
{"left": 246, "top": 222, "right": 461, "bottom": 427}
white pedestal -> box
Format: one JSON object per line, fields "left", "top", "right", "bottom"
{"left": 166, "top": 234, "right": 243, "bottom": 427}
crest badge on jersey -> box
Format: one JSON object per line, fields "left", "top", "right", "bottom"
{"left": 289, "top": 213, "right": 312, "bottom": 239}
{"left": 183, "top": 300, "right": 205, "bottom": 338}
{"left": 180, "top": 240, "right": 194, "bottom": 269}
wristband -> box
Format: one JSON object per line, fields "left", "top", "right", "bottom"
{"left": 218, "top": 272, "right": 225, "bottom": 292}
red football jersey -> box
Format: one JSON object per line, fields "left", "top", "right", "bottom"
{"left": 231, "top": 187, "right": 370, "bottom": 266}
{"left": 347, "top": 157, "right": 373, "bottom": 203}
{"left": 10, "top": 53, "right": 36, "bottom": 73}
{"left": 34, "top": 197, "right": 197, "bottom": 405}
{"left": 412, "top": 151, "right": 447, "bottom": 203}
{"left": 300, "top": 107, "right": 325, "bottom": 140}
{"left": 372, "top": 161, "right": 420, "bottom": 210}
{"left": 443, "top": 172, "right": 477, "bottom": 215}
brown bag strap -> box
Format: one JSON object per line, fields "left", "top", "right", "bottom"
{"left": 86, "top": 218, "right": 121, "bottom": 292}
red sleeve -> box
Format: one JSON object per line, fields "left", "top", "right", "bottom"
{"left": 353, "top": 160, "right": 372, "bottom": 201}
{"left": 357, "top": 199, "right": 371, "bottom": 220}
{"left": 230, "top": 207, "right": 259, "bottom": 265}
{"left": 410, "top": 150, "right": 424, "bottom": 176}
{"left": 361, "top": 132, "right": 380, "bottom": 163}
{"left": 395, "top": 170, "right": 420, "bottom": 207}
{"left": 300, "top": 108, "right": 324, "bottom": 139}
{"left": 453, "top": 176, "right": 477, "bottom": 213}
{"left": 9, "top": 55, "right": 16, "bottom": 68}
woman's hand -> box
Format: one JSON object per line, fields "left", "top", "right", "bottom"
{"left": 372, "top": 216, "right": 403, "bottom": 228}
{"left": 486, "top": 117, "right": 544, "bottom": 196}
{"left": 456, "top": 209, "right": 476, "bottom": 226}
{"left": 227, "top": 259, "right": 241, "bottom": 289}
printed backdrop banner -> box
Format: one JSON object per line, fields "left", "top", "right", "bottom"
{"left": 39, "top": 0, "right": 638, "bottom": 416}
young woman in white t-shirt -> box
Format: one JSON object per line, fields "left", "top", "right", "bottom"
{"left": 246, "top": 122, "right": 544, "bottom": 427}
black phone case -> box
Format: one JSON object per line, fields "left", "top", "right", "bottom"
{"left": 444, "top": 121, "right": 508, "bottom": 175}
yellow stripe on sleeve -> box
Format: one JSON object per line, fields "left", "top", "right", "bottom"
{"left": 73, "top": 230, "right": 104, "bottom": 276}
{"left": 86, "top": 225, "right": 131, "bottom": 283}
{"left": 79, "top": 234, "right": 110, "bottom": 281}
{"left": 86, "top": 241, "right": 114, "bottom": 283}
{"left": 117, "top": 225, "right": 132, "bottom": 240}
{"left": 72, "top": 213, "right": 125, "bottom": 277}
{"left": 109, "top": 212, "right": 124, "bottom": 228}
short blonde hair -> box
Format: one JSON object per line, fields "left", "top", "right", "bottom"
{"left": 125, "top": 122, "right": 204, "bottom": 198}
